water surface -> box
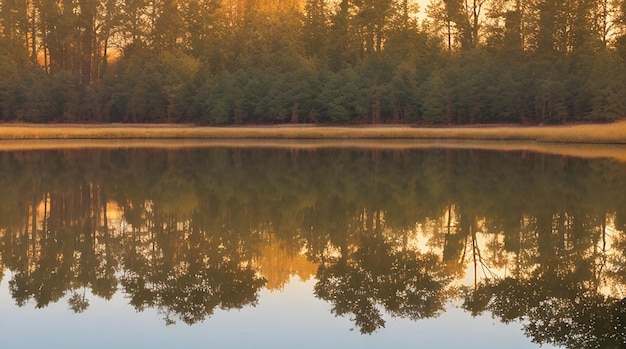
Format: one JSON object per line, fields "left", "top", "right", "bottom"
{"left": 0, "top": 146, "right": 624, "bottom": 348}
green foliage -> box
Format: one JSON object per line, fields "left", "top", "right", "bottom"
{"left": 1, "top": 0, "right": 626, "bottom": 124}
{"left": 0, "top": 50, "right": 18, "bottom": 121}
{"left": 420, "top": 70, "right": 449, "bottom": 124}
{"left": 586, "top": 51, "right": 626, "bottom": 121}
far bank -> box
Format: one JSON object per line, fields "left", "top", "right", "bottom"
{"left": 0, "top": 122, "right": 626, "bottom": 144}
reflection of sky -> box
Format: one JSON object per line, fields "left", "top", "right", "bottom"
{"left": 0, "top": 274, "right": 557, "bottom": 349}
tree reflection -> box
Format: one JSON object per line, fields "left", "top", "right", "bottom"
{"left": 0, "top": 148, "right": 624, "bottom": 346}
{"left": 315, "top": 242, "right": 452, "bottom": 333}
{"left": 119, "top": 221, "right": 266, "bottom": 325}
{"left": 68, "top": 289, "right": 90, "bottom": 313}
{"left": 464, "top": 277, "right": 626, "bottom": 348}
{"left": 313, "top": 210, "right": 452, "bottom": 333}
{"left": 463, "top": 211, "right": 626, "bottom": 348}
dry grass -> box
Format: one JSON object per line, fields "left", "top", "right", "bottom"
{"left": 1, "top": 122, "right": 626, "bottom": 161}
{"left": 0, "top": 121, "right": 626, "bottom": 144}
{"left": 0, "top": 121, "right": 626, "bottom": 142}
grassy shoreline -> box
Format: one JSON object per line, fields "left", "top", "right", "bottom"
{"left": 1, "top": 122, "right": 626, "bottom": 161}
{"left": 0, "top": 121, "right": 626, "bottom": 143}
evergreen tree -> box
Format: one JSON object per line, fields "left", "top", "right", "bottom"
{"left": 303, "top": 0, "right": 330, "bottom": 58}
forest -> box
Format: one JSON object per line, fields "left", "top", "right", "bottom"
{"left": 1, "top": 0, "right": 626, "bottom": 124}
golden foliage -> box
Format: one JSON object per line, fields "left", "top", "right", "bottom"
{"left": 256, "top": 238, "right": 317, "bottom": 291}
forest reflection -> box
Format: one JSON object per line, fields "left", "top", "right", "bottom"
{"left": 0, "top": 147, "right": 625, "bottom": 348}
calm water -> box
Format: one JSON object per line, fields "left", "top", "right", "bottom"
{"left": 0, "top": 146, "right": 624, "bottom": 349}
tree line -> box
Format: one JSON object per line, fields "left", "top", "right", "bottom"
{"left": 1, "top": 0, "right": 626, "bottom": 124}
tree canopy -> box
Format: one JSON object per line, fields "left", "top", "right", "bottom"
{"left": 1, "top": 0, "right": 626, "bottom": 123}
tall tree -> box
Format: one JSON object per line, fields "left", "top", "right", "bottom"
{"left": 116, "top": 0, "right": 152, "bottom": 50}
{"left": 180, "top": 0, "right": 221, "bottom": 59}
{"left": 152, "top": 0, "right": 184, "bottom": 49}
{"left": 0, "top": 0, "right": 30, "bottom": 57}
{"left": 328, "top": 0, "right": 357, "bottom": 70}
{"left": 352, "top": 0, "right": 395, "bottom": 54}
{"left": 302, "top": 0, "right": 330, "bottom": 58}
{"left": 428, "top": 0, "right": 485, "bottom": 49}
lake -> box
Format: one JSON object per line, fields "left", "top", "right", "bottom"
{"left": 0, "top": 143, "right": 624, "bottom": 349}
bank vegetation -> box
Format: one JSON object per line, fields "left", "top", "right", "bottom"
{"left": 1, "top": 122, "right": 626, "bottom": 143}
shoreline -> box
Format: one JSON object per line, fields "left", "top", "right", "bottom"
{"left": 0, "top": 122, "right": 626, "bottom": 161}
{"left": 0, "top": 121, "right": 626, "bottom": 143}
